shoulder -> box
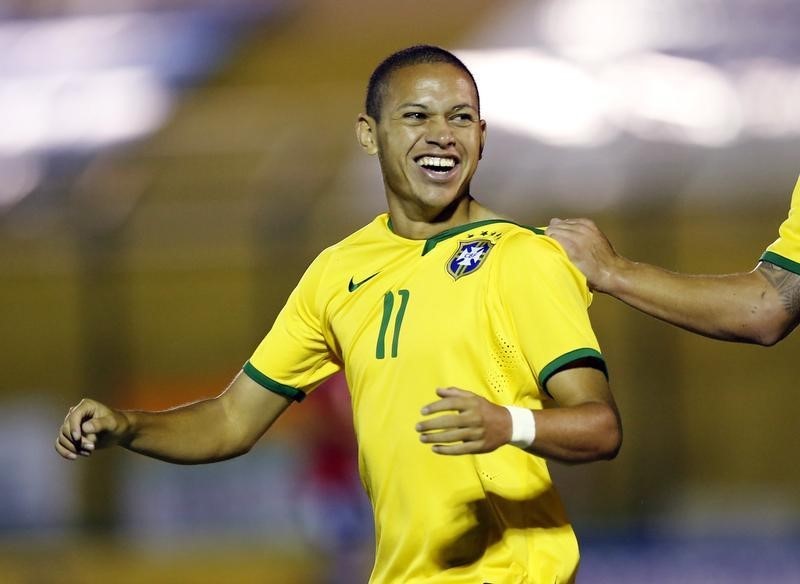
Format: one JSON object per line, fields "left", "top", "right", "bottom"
{"left": 496, "top": 224, "right": 571, "bottom": 262}
{"left": 294, "top": 215, "right": 390, "bottom": 307}
{"left": 492, "top": 225, "right": 589, "bottom": 293}
{"left": 330, "top": 215, "right": 387, "bottom": 248}
{"left": 308, "top": 215, "right": 388, "bottom": 271}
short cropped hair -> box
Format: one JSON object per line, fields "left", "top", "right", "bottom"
{"left": 365, "top": 45, "right": 480, "bottom": 121}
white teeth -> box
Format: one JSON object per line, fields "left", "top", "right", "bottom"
{"left": 417, "top": 156, "right": 456, "bottom": 168}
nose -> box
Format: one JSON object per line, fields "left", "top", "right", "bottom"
{"left": 425, "top": 118, "right": 455, "bottom": 148}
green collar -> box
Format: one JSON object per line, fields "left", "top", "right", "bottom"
{"left": 386, "top": 216, "right": 544, "bottom": 255}
{"left": 421, "top": 219, "right": 518, "bottom": 255}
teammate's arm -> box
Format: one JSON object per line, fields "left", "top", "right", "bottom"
{"left": 415, "top": 365, "right": 621, "bottom": 463}
{"left": 546, "top": 217, "right": 800, "bottom": 346}
{"left": 55, "top": 371, "right": 291, "bottom": 464}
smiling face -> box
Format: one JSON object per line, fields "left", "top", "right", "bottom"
{"left": 357, "top": 62, "right": 486, "bottom": 226}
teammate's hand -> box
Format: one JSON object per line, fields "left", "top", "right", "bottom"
{"left": 545, "top": 217, "right": 623, "bottom": 293}
{"left": 54, "top": 398, "right": 128, "bottom": 460}
{"left": 415, "top": 387, "right": 511, "bottom": 455}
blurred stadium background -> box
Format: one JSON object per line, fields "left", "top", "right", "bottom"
{"left": 2, "top": 0, "right": 800, "bottom": 582}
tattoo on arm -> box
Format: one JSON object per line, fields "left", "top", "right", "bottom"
{"left": 758, "top": 262, "right": 800, "bottom": 318}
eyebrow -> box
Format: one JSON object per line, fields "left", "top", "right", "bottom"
{"left": 397, "top": 102, "right": 429, "bottom": 110}
{"left": 395, "top": 102, "right": 478, "bottom": 111}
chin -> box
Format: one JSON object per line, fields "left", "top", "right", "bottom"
{"left": 418, "top": 185, "right": 466, "bottom": 210}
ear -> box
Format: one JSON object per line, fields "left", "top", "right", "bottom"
{"left": 479, "top": 119, "right": 487, "bottom": 160}
{"left": 356, "top": 113, "right": 379, "bottom": 155}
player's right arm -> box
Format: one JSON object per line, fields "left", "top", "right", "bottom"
{"left": 56, "top": 247, "right": 339, "bottom": 465}
{"left": 55, "top": 371, "right": 291, "bottom": 464}
{"left": 545, "top": 217, "right": 800, "bottom": 346}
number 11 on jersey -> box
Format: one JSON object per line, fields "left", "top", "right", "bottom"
{"left": 376, "top": 290, "right": 410, "bottom": 359}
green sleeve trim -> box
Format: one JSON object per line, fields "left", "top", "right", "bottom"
{"left": 539, "top": 348, "right": 607, "bottom": 391}
{"left": 760, "top": 251, "right": 800, "bottom": 276}
{"left": 243, "top": 361, "right": 306, "bottom": 403}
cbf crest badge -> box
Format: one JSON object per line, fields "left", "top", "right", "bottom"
{"left": 447, "top": 239, "right": 494, "bottom": 280}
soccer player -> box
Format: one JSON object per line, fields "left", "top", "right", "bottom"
{"left": 545, "top": 177, "right": 800, "bottom": 346}
{"left": 56, "top": 45, "right": 622, "bottom": 583}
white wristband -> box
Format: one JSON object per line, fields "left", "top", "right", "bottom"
{"left": 504, "top": 406, "right": 536, "bottom": 449}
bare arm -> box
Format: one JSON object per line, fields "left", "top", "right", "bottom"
{"left": 546, "top": 218, "right": 800, "bottom": 346}
{"left": 414, "top": 366, "right": 621, "bottom": 464}
{"left": 55, "top": 371, "right": 291, "bottom": 464}
{"left": 524, "top": 366, "right": 621, "bottom": 463}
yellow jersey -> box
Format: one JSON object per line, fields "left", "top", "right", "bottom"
{"left": 762, "top": 176, "right": 800, "bottom": 274}
{"left": 246, "top": 214, "right": 606, "bottom": 583}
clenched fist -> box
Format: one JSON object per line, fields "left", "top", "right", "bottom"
{"left": 55, "top": 399, "right": 129, "bottom": 460}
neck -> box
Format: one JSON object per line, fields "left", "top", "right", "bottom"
{"left": 388, "top": 196, "right": 503, "bottom": 240}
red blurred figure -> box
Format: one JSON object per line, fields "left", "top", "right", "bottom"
{"left": 295, "top": 373, "right": 373, "bottom": 584}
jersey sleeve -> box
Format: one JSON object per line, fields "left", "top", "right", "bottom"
{"left": 244, "top": 249, "right": 341, "bottom": 402}
{"left": 761, "top": 176, "right": 800, "bottom": 275}
{"left": 496, "top": 232, "right": 606, "bottom": 392}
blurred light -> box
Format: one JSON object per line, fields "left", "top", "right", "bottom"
{"left": 0, "top": 155, "right": 43, "bottom": 209}
{"left": 534, "top": 0, "right": 730, "bottom": 62}
{"left": 459, "top": 49, "right": 782, "bottom": 148}
{"left": 0, "top": 11, "right": 205, "bottom": 155}
{"left": 537, "top": 0, "right": 657, "bottom": 61}
{"left": 0, "top": 5, "right": 267, "bottom": 156}
{"left": 604, "top": 53, "right": 743, "bottom": 147}
{"left": 460, "top": 49, "right": 619, "bottom": 147}
{"left": 0, "top": 69, "right": 172, "bottom": 154}
{"left": 0, "top": 13, "right": 133, "bottom": 74}
{"left": 736, "top": 59, "right": 800, "bottom": 139}
{"left": 463, "top": 0, "right": 800, "bottom": 150}
{"left": 56, "top": 68, "right": 172, "bottom": 147}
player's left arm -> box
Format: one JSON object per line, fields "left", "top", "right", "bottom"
{"left": 524, "top": 364, "right": 621, "bottom": 462}
{"left": 416, "top": 365, "right": 621, "bottom": 463}
{"left": 416, "top": 232, "right": 622, "bottom": 462}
